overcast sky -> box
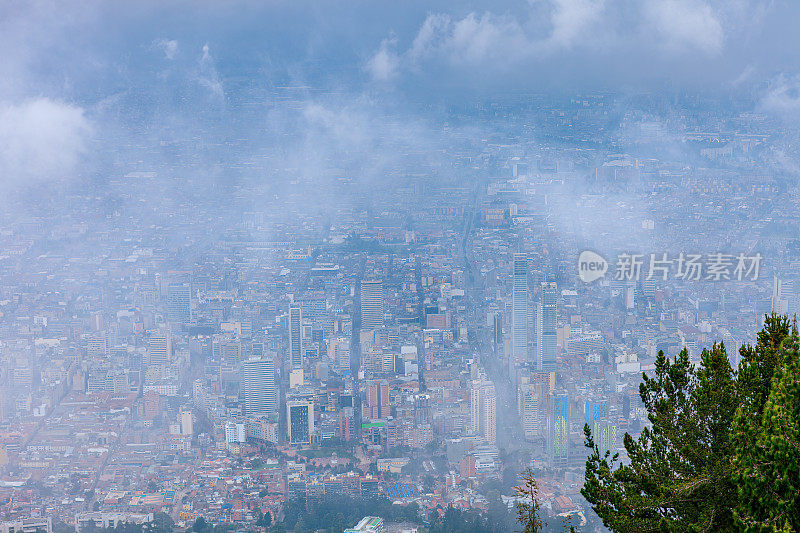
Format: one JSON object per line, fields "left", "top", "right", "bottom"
{"left": 2, "top": 0, "right": 800, "bottom": 192}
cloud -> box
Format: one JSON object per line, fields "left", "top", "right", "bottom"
{"left": 644, "top": 0, "right": 724, "bottom": 56}
{"left": 373, "top": 0, "right": 751, "bottom": 85}
{"left": 0, "top": 98, "right": 92, "bottom": 189}
{"left": 759, "top": 75, "right": 800, "bottom": 118}
{"left": 365, "top": 38, "right": 400, "bottom": 82}
{"left": 154, "top": 38, "right": 179, "bottom": 60}
{"left": 546, "top": 0, "right": 605, "bottom": 50}
{"left": 197, "top": 43, "right": 224, "bottom": 100}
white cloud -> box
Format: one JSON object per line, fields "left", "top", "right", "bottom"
{"left": 0, "top": 98, "right": 92, "bottom": 188}
{"left": 409, "top": 13, "right": 452, "bottom": 61}
{"left": 546, "top": 0, "right": 605, "bottom": 50}
{"left": 760, "top": 75, "right": 800, "bottom": 117}
{"left": 645, "top": 0, "right": 724, "bottom": 56}
{"left": 365, "top": 38, "right": 400, "bottom": 81}
{"left": 198, "top": 44, "right": 224, "bottom": 100}
{"left": 376, "top": 0, "right": 745, "bottom": 83}
{"left": 448, "top": 13, "right": 531, "bottom": 64}
{"left": 154, "top": 38, "right": 179, "bottom": 60}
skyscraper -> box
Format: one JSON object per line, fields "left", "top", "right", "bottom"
{"left": 287, "top": 399, "right": 314, "bottom": 444}
{"left": 298, "top": 291, "right": 333, "bottom": 337}
{"left": 547, "top": 390, "right": 568, "bottom": 467}
{"left": 519, "top": 377, "right": 547, "bottom": 441}
{"left": 242, "top": 358, "right": 277, "bottom": 417}
{"left": 470, "top": 378, "right": 497, "bottom": 445}
{"left": 360, "top": 280, "right": 384, "bottom": 331}
{"left": 536, "top": 282, "right": 557, "bottom": 372}
{"left": 166, "top": 282, "right": 191, "bottom": 324}
{"left": 365, "top": 379, "right": 390, "bottom": 419}
{"left": 329, "top": 336, "right": 351, "bottom": 374}
{"left": 147, "top": 328, "right": 171, "bottom": 368}
{"left": 289, "top": 305, "right": 303, "bottom": 368}
{"left": 512, "top": 254, "right": 529, "bottom": 361}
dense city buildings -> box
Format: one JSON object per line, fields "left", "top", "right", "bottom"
{"left": 3, "top": 2, "right": 800, "bottom": 531}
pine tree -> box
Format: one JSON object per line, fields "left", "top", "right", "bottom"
{"left": 733, "top": 326, "right": 800, "bottom": 531}
{"left": 582, "top": 344, "right": 738, "bottom": 531}
{"left": 581, "top": 314, "right": 795, "bottom": 532}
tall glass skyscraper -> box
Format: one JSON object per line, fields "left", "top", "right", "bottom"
{"left": 512, "top": 254, "right": 529, "bottom": 361}
{"left": 536, "top": 281, "right": 557, "bottom": 372}
{"left": 547, "top": 390, "right": 568, "bottom": 467}
{"left": 360, "top": 279, "right": 384, "bottom": 330}
{"left": 242, "top": 358, "right": 277, "bottom": 417}
{"left": 289, "top": 305, "right": 303, "bottom": 368}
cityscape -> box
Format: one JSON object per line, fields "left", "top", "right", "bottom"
{"left": 3, "top": 1, "right": 800, "bottom": 532}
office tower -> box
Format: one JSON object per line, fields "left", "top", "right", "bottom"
{"left": 470, "top": 378, "right": 497, "bottom": 445}
{"left": 289, "top": 305, "right": 303, "bottom": 368}
{"left": 147, "top": 329, "right": 171, "bottom": 368}
{"left": 586, "top": 399, "right": 617, "bottom": 455}
{"left": 519, "top": 377, "right": 547, "bottom": 440}
{"left": 492, "top": 312, "right": 503, "bottom": 348}
{"left": 625, "top": 283, "right": 635, "bottom": 310}
{"left": 772, "top": 275, "right": 794, "bottom": 314}
{"left": 365, "top": 379, "right": 390, "bottom": 419}
{"left": 512, "top": 254, "right": 529, "bottom": 361}
{"left": 287, "top": 400, "right": 314, "bottom": 444}
{"left": 536, "top": 282, "right": 557, "bottom": 372}
{"left": 193, "top": 379, "right": 205, "bottom": 408}
{"left": 242, "top": 358, "right": 277, "bottom": 417}
{"left": 546, "top": 390, "right": 569, "bottom": 467}
{"left": 213, "top": 335, "right": 242, "bottom": 364}
{"left": 166, "top": 282, "right": 191, "bottom": 324}
{"left": 179, "top": 408, "right": 193, "bottom": 435}
{"left": 414, "top": 393, "right": 431, "bottom": 425}
{"left": 362, "top": 346, "right": 384, "bottom": 376}
{"left": 360, "top": 280, "right": 384, "bottom": 330}
{"left": 87, "top": 333, "right": 108, "bottom": 358}
{"left": 329, "top": 336, "right": 351, "bottom": 374}
{"left": 225, "top": 421, "right": 246, "bottom": 444}
{"left": 641, "top": 277, "right": 656, "bottom": 298}
{"left": 622, "top": 394, "right": 631, "bottom": 420}
{"left": 298, "top": 292, "right": 333, "bottom": 337}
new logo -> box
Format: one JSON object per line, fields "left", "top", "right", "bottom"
{"left": 578, "top": 251, "right": 608, "bottom": 283}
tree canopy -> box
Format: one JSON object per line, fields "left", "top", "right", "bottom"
{"left": 582, "top": 314, "right": 800, "bottom": 532}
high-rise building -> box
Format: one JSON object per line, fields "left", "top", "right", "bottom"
{"left": 289, "top": 306, "right": 303, "bottom": 368}
{"left": 536, "top": 282, "right": 557, "bottom": 372}
{"left": 519, "top": 377, "right": 548, "bottom": 440}
{"left": 329, "top": 336, "right": 351, "bottom": 374}
{"left": 365, "top": 379, "right": 390, "bottom": 419}
{"left": 166, "top": 282, "right": 191, "bottom": 324}
{"left": 179, "top": 408, "right": 193, "bottom": 436}
{"left": 772, "top": 275, "right": 794, "bottom": 314}
{"left": 147, "top": 329, "right": 171, "bottom": 368}
{"left": 287, "top": 400, "right": 314, "bottom": 444}
{"left": 225, "top": 421, "right": 246, "bottom": 444}
{"left": 298, "top": 292, "right": 333, "bottom": 338}
{"left": 87, "top": 333, "right": 107, "bottom": 358}
{"left": 242, "top": 358, "right": 277, "bottom": 417}
{"left": 192, "top": 379, "right": 205, "bottom": 409}
{"left": 470, "top": 378, "right": 497, "bottom": 445}
{"left": 546, "top": 390, "right": 569, "bottom": 467}
{"left": 360, "top": 280, "right": 384, "bottom": 330}
{"left": 413, "top": 393, "right": 431, "bottom": 425}
{"left": 586, "top": 398, "right": 617, "bottom": 455}
{"left": 492, "top": 312, "right": 503, "bottom": 348}
{"left": 512, "top": 254, "right": 529, "bottom": 361}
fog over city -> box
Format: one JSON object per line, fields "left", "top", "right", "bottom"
{"left": 2, "top": 1, "right": 800, "bottom": 533}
